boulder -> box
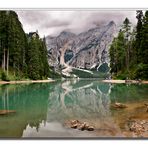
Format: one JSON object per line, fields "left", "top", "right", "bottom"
{"left": 67, "top": 120, "right": 95, "bottom": 131}
{"left": 70, "top": 120, "right": 80, "bottom": 125}
{"left": 84, "top": 122, "right": 90, "bottom": 129}
{"left": 87, "top": 126, "right": 94, "bottom": 131}
{"left": 78, "top": 123, "right": 86, "bottom": 131}
{"left": 71, "top": 124, "right": 78, "bottom": 129}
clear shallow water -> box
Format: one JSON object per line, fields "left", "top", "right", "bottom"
{"left": 0, "top": 80, "right": 148, "bottom": 138}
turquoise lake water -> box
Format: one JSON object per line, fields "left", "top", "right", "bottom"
{"left": 0, "top": 79, "right": 148, "bottom": 138}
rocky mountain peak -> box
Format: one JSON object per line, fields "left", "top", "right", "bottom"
{"left": 108, "top": 20, "right": 115, "bottom": 26}
{"left": 46, "top": 21, "right": 117, "bottom": 73}
{"left": 59, "top": 30, "right": 76, "bottom": 36}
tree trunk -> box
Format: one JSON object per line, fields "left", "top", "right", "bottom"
{"left": 2, "top": 58, "right": 4, "bottom": 70}
{"left": 3, "top": 48, "right": 6, "bottom": 72}
{"left": 126, "top": 44, "right": 130, "bottom": 73}
{"left": 6, "top": 49, "right": 9, "bottom": 76}
{"left": 126, "top": 48, "right": 129, "bottom": 72}
{"left": 125, "top": 37, "right": 129, "bottom": 73}
{"left": 13, "top": 63, "right": 15, "bottom": 76}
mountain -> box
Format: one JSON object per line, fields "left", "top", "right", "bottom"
{"left": 46, "top": 31, "right": 76, "bottom": 69}
{"left": 46, "top": 21, "right": 117, "bottom": 77}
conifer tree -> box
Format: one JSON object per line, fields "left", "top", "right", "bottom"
{"left": 140, "top": 11, "right": 148, "bottom": 64}
{"left": 0, "top": 10, "right": 51, "bottom": 80}
{"left": 122, "top": 18, "right": 132, "bottom": 72}
{"left": 135, "top": 10, "right": 143, "bottom": 63}
{"left": 109, "top": 11, "right": 148, "bottom": 80}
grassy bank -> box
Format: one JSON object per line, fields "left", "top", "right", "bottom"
{"left": 0, "top": 68, "right": 56, "bottom": 85}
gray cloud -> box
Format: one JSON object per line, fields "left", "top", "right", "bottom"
{"left": 17, "top": 10, "right": 137, "bottom": 37}
{"left": 42, "top": 20, "right": 70, "bottom": 28}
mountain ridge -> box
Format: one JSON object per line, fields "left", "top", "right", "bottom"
{"left": 46, "top": 21, "right": 117, "bottom": 77}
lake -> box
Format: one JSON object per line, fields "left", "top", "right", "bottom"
{"left": 0, "top": 79, "right": 148, "bottom": 138}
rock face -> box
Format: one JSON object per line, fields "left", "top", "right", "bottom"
{"left": 46, "top": 31, "right": 76, "bottom": 69}
{"left": 46, "top": 21, "right": 117, "bottom": 70}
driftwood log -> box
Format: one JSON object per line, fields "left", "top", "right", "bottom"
{"left": 0, "top": 110, "right": 16, "bottom": 115}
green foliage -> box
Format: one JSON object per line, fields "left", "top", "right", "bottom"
{"left": 26, "top": 36, "right": 50, "bottom": 80}
{"left": 0, "top": 11, "right": 28, "bottom": 74}
{"left": 109, "top": 30, "right": 126, "bottom": 74}
{"left": 135, "top": 10, "right": 143, "bottom": 63}
{"left": 1, "top": 71, "right": 9, "bottom": 81}
{"left": 135, "top": 63, "right": 148, "bottom": 79}
{"left": 140, "top": 11, "right": 148, "bottom": 64}
{"left": 0, "top": 11, "right": 52, "bottom": 81}
{"left": 0, "top": 68, "right": 30, "bottom": 81}
{"left": 109, "top": 11, "right": 148, "bottom": 80}
{"left": 115, "top": 73, "right": 127, "bottom": 80}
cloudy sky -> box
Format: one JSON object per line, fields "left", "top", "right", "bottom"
{"left": 17, "top": 10, "right": 137, "bottom": 37}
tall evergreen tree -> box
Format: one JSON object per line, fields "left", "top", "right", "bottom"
{"left": 27, "top": 33, "right": 50, "bottom": 80}
{"left": 135, "top": 10, "right": 143, "bottom": 63}
{"left": 0, "top": 10, "right": 51, "bottom": 80}
{"left": 0, "top": 11, "right": 9, "bottom": 72}
{"left": 109, "top": 30, "right": 125, "bottom": 75}
{"left": 140, "top": 11, "right": 148, "bottom": 64}
{"left": 0, "top": 11, "right": 28, "bottom": 78}
{"left": 122, "top": 18, "right": 132, "bottom": 72}
{"left": 109, "top": 11, "right": 148, "bottom": 80}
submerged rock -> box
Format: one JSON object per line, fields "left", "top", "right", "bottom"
{"left": 78, "top": 123, "right": 86, "bottom": 131}
{"left": 70, "top": 120, "right": 80, "bottom": 125}
{"left": 87, "top": 126, "right": 94, "bottom": 131}
{"left": 70, "top": 120, "right": 80, "bottom": 128}
{"left": 111, "top": 102, "right": 128, "bottom": 109}
{"left": 130, "top": 122, "right": 145, "bottom": 133}
{"left": 71, "top": 124, "right": 78, "bottom": 129}
{"left": 128, "top": 119, "right": 148, "bottom": 136}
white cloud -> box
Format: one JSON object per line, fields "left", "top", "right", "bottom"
{"left": 17, "top": 10, "right": 137, "bottom": 37}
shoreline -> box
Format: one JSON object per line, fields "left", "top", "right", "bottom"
{"left": 102, "top": 79, "right": 148, "bottom": 84}
{"left": 0, "top": 79, "right": 55, "bottom": 85}
{"left": 1, "top": 79, "right": 148, "bottom": 85}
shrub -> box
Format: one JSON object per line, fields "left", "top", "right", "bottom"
{"left": 1, "top": 71, "right": 10, "bottom": 81}
{"left": 135, "top": 63, "right": 148, "bottom": 80}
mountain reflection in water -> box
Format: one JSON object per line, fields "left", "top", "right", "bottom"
{"left": 0, "top": 80, "right": 148, "bottom": 138}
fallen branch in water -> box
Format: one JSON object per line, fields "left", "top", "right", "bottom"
{"left": 0, "top": 110, "right": 16, "bottom": 115}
